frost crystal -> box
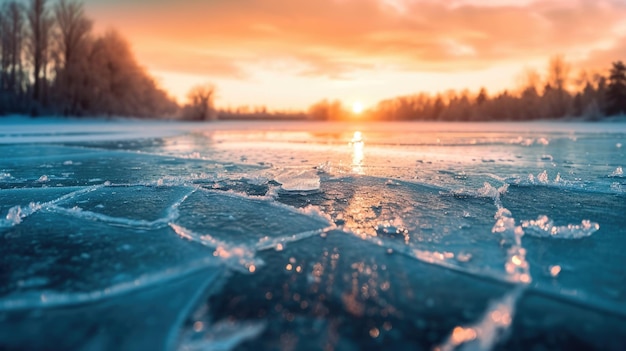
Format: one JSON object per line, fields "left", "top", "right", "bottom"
{"left": 521, "top": 215, "right": 599, "bottom": 239}
{"left": 537, "top": 170, "right": 549, "bottom": 184}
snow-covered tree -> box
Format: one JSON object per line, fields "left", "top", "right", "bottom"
{"left": 606, "top": 61, "right": 626, "bottom": 116}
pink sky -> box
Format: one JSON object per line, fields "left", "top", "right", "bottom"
{"left": 84, "top": 0, "right": 626, "bottom": 109}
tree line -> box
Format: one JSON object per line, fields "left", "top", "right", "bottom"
{"left": 309, "top": 57, "right": 626, "bottom": 121}
{"left": 0, "top": 0, "right": 181, "bottom": 118}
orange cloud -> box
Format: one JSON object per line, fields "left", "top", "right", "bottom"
{"left": 84, "top": 0, "right": 626, "bottom": 106}
{"left": 87, "top": 0, "right": 626, "bottom": 76}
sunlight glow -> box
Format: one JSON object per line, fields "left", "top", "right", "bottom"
{"left": 352, "top": 102, "right": 364, "bottom": 114}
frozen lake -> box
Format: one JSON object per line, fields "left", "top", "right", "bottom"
{"left": 1, "top": 118, "right": 625, "bottom": 350}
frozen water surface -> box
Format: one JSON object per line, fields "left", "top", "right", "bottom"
{"left": 1, "top": 118, "right": 626, "bottom": 351}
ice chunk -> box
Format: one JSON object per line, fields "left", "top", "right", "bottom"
{"left": 275, "top": 169, "right": 320, "bottom": 192}
{"left": 476, "top": 182, "right": 500, "bottom": 199}
{"left": 492, "top": 208, "right": 521, "bottom": 240}
{"left": 609, "top": 166, "right": 623, "bottom": 177}
{"left": 454, "top": 182, "right": 508, "bottom": 207}
{"left": 244, "top": 175, "right": 270, "bottom": 186}
{"left": 536, "top": 137, "right": 549, "bottom": 145}
{"left": 0, "top": 203, "right": 41, "bottom": 228}
{"left": 537, "top": 170, "right": 549, "bottom": 184}
{"left": 456, "top": 252, "right": 473, "bottom": 263}
{"left": 521, "top": 215, "right": 599, "bottom": 239}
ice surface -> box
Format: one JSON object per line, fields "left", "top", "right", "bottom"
{"left": 54, "top": 185, "right": 195, "bottom": 226}
{"left": 1, "top": 119, "right": 625, "bottom": 350}
{"left": 1, "top": 267, "right": 224, "bottom": 351}
{"left": 175, "top": 189, "right": 330, "bottom": 246}
{"left": 0, "top": 211, "right": 220, "bottom": 303}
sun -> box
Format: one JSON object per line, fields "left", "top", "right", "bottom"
{"left": 352, "top": 101, "right": 364, "bottom": 114}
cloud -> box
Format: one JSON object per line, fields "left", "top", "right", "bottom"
{"left": 140, "top": 50, "right": 248, "bottom": 79}
{"left": 581, "top": 36, "right": 626, "bottom": 71}
{"left": 86, "top": 0, "right": 626, "bottom": 79}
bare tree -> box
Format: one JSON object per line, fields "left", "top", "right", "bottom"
{"left": 184, "top": 84, "right": 216, "bottom": 120}
{"left": 0, "top": 9, "right": 10, "bottom": 91}
{"left": 0, "top": 1, "right": 29, "bottom": 114}
{"left": 544, "top": 55, "right": 572, "bottom": 117}
{"left": 26, "top": 0, "right": 53, "bottom": 106}
{"left": 547, "top": 55, "right": 570, "bottom": 92}
{"left": 1, "top": 2, "right": 25, "bottom": 95}
{"left": 53, "top": 0, "right": 92, "bottom": 115}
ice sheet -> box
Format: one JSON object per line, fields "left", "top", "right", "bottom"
{"left": 1, "top": 119, "right": 625, "bottom": 351}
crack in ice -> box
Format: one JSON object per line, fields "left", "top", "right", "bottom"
{"left": 0, "top": 185, "right": 102, "bottom": 229}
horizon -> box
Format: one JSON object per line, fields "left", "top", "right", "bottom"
{"left": 82, "top": 0, "right": 626, "bottom": 110}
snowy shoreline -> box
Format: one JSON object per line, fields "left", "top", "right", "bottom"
{"left": 2, "top": 115, "right": 626, "bottom": 145}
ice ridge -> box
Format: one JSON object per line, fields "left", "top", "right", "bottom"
{"left": 0, "top": 185, "right": 102, "bottom": 229}
{"left": 170, "top": 223, "right": 262, "bottom": 274}
{"left": 438, "top": 182, "right": 529, "bottom": 351}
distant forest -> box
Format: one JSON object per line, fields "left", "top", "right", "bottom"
{"left": 310, "top": 58, "right": 626, "bottom": 122}
{"left": 1, "top": 0, "right": 626, "bottom": 121}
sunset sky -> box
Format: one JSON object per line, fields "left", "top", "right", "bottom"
{"left": 83, "top": 0, "right": 626, "bottom": 110}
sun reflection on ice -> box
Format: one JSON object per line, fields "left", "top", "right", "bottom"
{"left": 350, "top": 131, "right": 365, "bottom": 174}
